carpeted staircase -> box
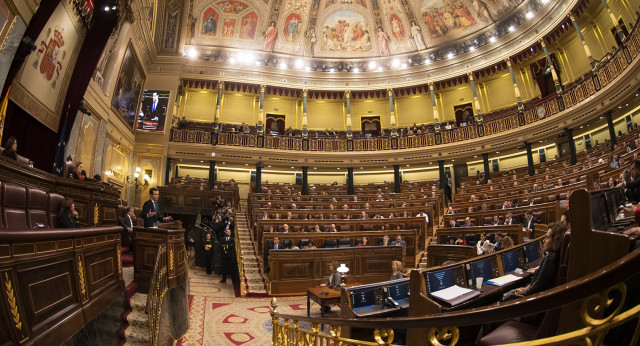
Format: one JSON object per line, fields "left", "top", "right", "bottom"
{"left": 117, "top": 246, "right": 149, "bottom": 346}
{"left": 236, "top": 201, "right": 268, "bottom": 296}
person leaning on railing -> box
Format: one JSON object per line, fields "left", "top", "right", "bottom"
{"left": 59, "top": 197, "right": 79, "bottom": 228}
{"left": 2, "top": 136, "right": 18, "bottom": 160}
{"left": 512, "top": 223, "right": 567, "bottom": 297}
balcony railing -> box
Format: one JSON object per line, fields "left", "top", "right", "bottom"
{"left": 170, "top": 20, "right": 640, "bottom": 152}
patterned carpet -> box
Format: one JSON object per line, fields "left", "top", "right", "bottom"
{"left": 177, "top": 266, "right": 338, "bottom": 346}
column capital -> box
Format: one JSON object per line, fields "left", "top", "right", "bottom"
{"left": 539, "top": 39, "right": 547, "bottom": 48}
{"left": 505, "top": 57, "right": 512, "bottom": 66}
{"left": 428, "top": 81, "right": 435, "bottom": 89}
{"left": 260, "top": 85, "right": 266, "bottom": 93}
{"left": 387, "top": 88, "right": 393, "bottom": 97}
{"left": 218, "top": 80, "right": 225, "bottom": 89}
{"left": 467, "top": 71, "right": 474, "bottom": 80}
{"left": 345, "top": 90, "right": 351, "bottom": 98}
{"left": 569, "top": 12, "right": 576, "bottom": 22}
{"left": 302, "top": 89, "right": 308, "bottom": 97}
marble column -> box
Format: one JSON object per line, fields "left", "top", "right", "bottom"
{"left": 483, "top": 153, "right": 491, "bottom": 183}
{"left": 570, "top": 13, "right": 596, "bottom": 70}
{"left": 347, "top": 167, "right": 354, "bottom": 195}
{"left": 525, "top": 142, "right": 535, "bottom": 176}
{"left": 345, "top": 90, "right": 353, "bottom": 139}
{"left": 302, "top": 166, "right": 308, "bottom": 195}
{"left": 430, "top": 82, "right": 440, "bottom": 131}
{"left": 438, "top": 160, "right": 445, "bottom": 190}
{"left": 605, "top": 110, "right": 617, "bottom": 150}
{"left": 255, "top": 162, "right": 263, "bottom": 193}
{"left": 209, "top": 160, "right": 216, "bottom": 188}
{"left": 214, "top": 81, "right": 224, "bottom": 132}
{"left": 506, "top": 58, "right": 524, "bottom": 111}
{"left": 388, "top": 88, "right": 397, "bottom": 136}
{"left": 393, "top": 165, "right": 401, "bottom": 193}
{"left": 468, "top": 72, "right": 483, "bottom": 123}
{"left": 257, "top": 85, "right": 265, "bottom": 135}
{"left": 567, "top": 128, "right": 577, "bottom": 165}
{"left": 302, "top": 89, "right": 308, "bottom": 138}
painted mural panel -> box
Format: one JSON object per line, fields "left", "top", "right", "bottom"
{"left": 111, "top": 42, "right": 145, "bottom": 131}
{"left": 319, "top": 11, "right": 372, "bottom": 53}
{"left": 217, "top": 0, "right": 249, "bottom": 14}
{"left": 222, "top": 18, "right": 236, "bottom": 37}
{"left": 202, "top": 8, "right": 219, "bottom": 35}
{"left": 240, "top": 12, "right": 258, "bottom": 39}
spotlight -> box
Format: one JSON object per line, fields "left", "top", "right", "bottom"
{"left": 294, "top": 59, "right": 304, "bottom": 69}
{"left": 188, "top": 47, "right": 198, "bottom": 59}
{"left": 401, "top": 63, "right": 407, "bottom": 68}
{"left": 279, "top": 62, "right": 287, "bottom": 69}
{"left": 305, "top": 66, "right": 311, "bottom": 71}
{"left": 424, "top": 58, "right": 431, "bottom": 64}
{"left": 329, "top": 68, "right": 335, "bottom": 72}
{"left": 489, "top": 36, "right": 497, "bottom": 42}
{"left": 377, "top": 65, "right": 383, "bottom": 72}
{"left": 447, "top": 52, "right": 454, "bottom": 59}
{"left": 368, "top": 61, "right": 377, "bottom": 70}
{"left": 508, "top": 25, "right": 515, "bottom": 32}
{"left": 228, "top": 57, "right": 236, "bottom": 64}
{"left": 526, "top": 11, "right": 534, "bottom": 19}
{"left": 112, "top": 6, "right": 117, "bottom": 10}
{"left": 353, "top": 67, "right": 360, "bottom": 73}
{"left": 104, "top": 5, "right": 109, "bottom": 11}
{"left": 391, "top": 58, "right": 400, "bottom": 68}
{"left": 469, "top": 45, "right": 476, "bottom": 51}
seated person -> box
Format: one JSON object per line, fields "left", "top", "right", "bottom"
{"left": 357, "top": 236, "right": 370, "bottom": 247}
{"left": 281, "top": 224, "right": 290, "bottom": 232}
{"left": 391, "top": 235, "right": 406, "bottom": 250}
{"left": 503, "top": 212, "right": 515, "bottom": 225}
{"left": 513, "top": 223, "right": 567, "bottom": 297}
{"left": 2, "top": 136, "right": 18, "bottom": 160}
{"left": 59, "top": 197, "right": 79, "bottom": 228}
{"left": 501, "top": 235, "right": 514, "bottom": 250}
{"left": 448, "top": 219, "right": 458, "bottom": 227}
{"left": 327, "top": 224, "right": 338, "bottom": 232}
{"left": 70, "top": 161, "right": 87, "bottom": 180}
{"left": 454, "top": 236, "right": 466, "bottom": 245}
{"left": 381, "top": 235, "right": 391, "bottom": 246}
{"left": 286, "top": 242, "right": 299, "bottom": 250}
{"left": 461, "top": 217, "right": 475, "bottom": 227}
{"left": 390, "top": 260, "right": 404, "bottom": 280}
{"left": 490, "top": 215, "right": 503, "bottom": 226}
{"left": 493, "top": 232, "right": 504, "bottom": 252}
{"left": 476, "top": 232, "right": 494, "bottom": 255}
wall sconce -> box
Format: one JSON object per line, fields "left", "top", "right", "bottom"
{"left": 126, "top": 167, "right": 150, "bottom": 207}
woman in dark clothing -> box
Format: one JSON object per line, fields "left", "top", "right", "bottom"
{"left": 59, "top": 197, "right": 79, "bottom": 228}
{"left": 2, "top": 136, "right": 17, "bottom": 160}
{"left": 514, "top": 223, "right": 567, "bottom": 296}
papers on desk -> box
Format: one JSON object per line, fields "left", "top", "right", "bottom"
{"left": 486, "top": 274, "right": 521, "bottom": 286}
{"left": 431, "top": 285, "right": 474, "bottom": 301}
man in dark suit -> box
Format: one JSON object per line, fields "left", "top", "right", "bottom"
{"left": 141, "top": 187, "right": 171, "bottom": 227}
{"left": 491, "top": 215, "right": 504, "bottom": 226}
{"left": 523, "top": 210, "right": 537, "bottom": 237}
{"left": 219, "top": 229, "right": 234, "bottom": 283}
{"left": 204, "top": 232, "right": 215, "bottom": 275}
{"left": 119, "top": 207, "right": 136, "bottom": 249}
{"left": 391, "top": 235, "right": 406, "bottom": 251}
{"left": 264, "top": 236, "right": 281, "bottom": 274}
{"left": 462, "top": 217, "right": 475, "bottom": 227}
{"left": 504, "top": 212, "right": 515, "bottom": 225}
{"left": 493, "top": 232, "right": 504, "bottom": 252}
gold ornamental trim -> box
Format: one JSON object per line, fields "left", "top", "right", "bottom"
{"left": 169, "top": 245, "right": 174, "bottom": 272}
{"left": 77, "top": 255, "right": 88, "bottom": 302}
{"left": 93, "top": 203, "right": 100, "bottom": 226}
{"left": 3, "top": 272, "right": 22, "bottom": 331}
{"left": 116, "top": 244, "right": 122, "bottom": 280}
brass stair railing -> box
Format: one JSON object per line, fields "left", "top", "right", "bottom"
{"left": 147, "top": 244, "right": 168, "bottom": 346}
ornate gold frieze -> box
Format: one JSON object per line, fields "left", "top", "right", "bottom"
{"left": 76, "top": 255, "right": 88, "bottom": 302}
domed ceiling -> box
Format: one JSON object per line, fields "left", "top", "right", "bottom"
{"left": 184, "top": 0, "right": 527, "bottom": 58}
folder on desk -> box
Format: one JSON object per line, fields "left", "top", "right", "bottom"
{"left": 485, "top": 274, "right": 521, "bottom": 286}
{"left": 430, "top": 285, "right": 481, "bottom": 306}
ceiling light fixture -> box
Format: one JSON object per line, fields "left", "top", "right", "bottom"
{"left": 368, "top": 61, "right": 377, "bottom": 70}
{"left": 279, "top": 62, "right": 287, "bottom": 69}
{"left": 489, "top": 36, "right": 497, "bottom": 43}
{"left": 295, "top": 59, "right": 304, "bottom": 69}
{"left": 391, "top": 58, "right": 400, "bottom": 68}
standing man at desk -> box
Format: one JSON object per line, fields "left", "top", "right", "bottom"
{"left": 219, "top": 229, "right": 234, "bottom": 284}
{"left": 141, "top": 188, "right": 171, "bottom": 227}
{"left": 522, "top": 210, "right": 537, "bottom": 237}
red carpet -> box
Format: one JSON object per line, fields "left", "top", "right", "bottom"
{"left": 121, "top": 246, "right": 133, "bottom": 268}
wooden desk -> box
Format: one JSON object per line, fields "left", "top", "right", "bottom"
{"left": 307, "top": 283, "right": 361, "bottom": 317}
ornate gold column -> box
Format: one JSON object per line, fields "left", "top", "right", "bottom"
{"left": 214, "top": 81, "right": 224, "bottom": 131}
{"left": 257, "top": 84, "right": 265, "bottom": 135}
{"left": 506, "top": 59, "right": 523, "bottom": 111}
{"left": 388, "top": 88, "right": 397, "bottom": 137}
{"left": 570, "top": 13, "right": 596, "bottom": 70}
{"left": 302, "top": 89, "right": 308, "bottom": 138}
{"left": 468, "top": 72, "right": 483, "bottom": 124}
{"left": 345, "top": 90, "right": 353, "bottom": 139}
{"left": 429, "top": 82, "right": 440, "bottom": 132}
{"left": 540, "top": 40, "right": 563, "bottom": 94}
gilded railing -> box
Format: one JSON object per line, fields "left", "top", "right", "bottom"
{"left": 147, "top": 244, "right": 168, "bottom": 346}
{"left": 235, "top": 206, "right": 247, "bottom": 297}
{"left": 171, "top": 21, "right": 640, "bottom": 152}
{"left": 270, "top": 247, "right": 640, "bottom": 346}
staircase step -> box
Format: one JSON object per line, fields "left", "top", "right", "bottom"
{"left": 124, "top": 324, "right": 150, "bottom": 344}
{"left": 126, "top": 310, "right": 149, "bottom": 329}
{"left": 129, "top": 293, "right": 148, "bottom": 314}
